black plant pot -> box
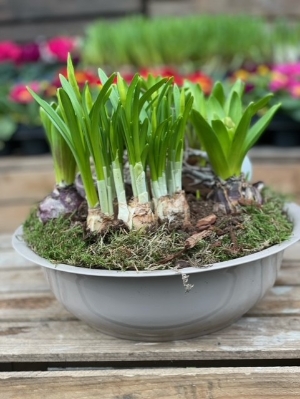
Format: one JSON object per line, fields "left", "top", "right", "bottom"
{"left": 12, "top": 124, "right": 50, "bottom": 155}
{"left": 259, "top": 113, "right": 300, "bottom": 147}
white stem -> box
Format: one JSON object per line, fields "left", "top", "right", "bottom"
{"left": 129, "top": 164, "right": 138, "bottom": 198}
{"left": 151, "top": 180, "right": 161, "bottom": 199}
{"left": 112, "top": 161, "right": 130, "bottom": 225}
{"left": 133, "top": 162, "right": 149, "bottom": 204}
{"left": 96, "top": 180, "right": 113, "bottom": 216}
{"left": 158, "top": 173, "right": 168, "bottom": 196}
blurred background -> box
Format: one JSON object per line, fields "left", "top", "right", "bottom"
{"left": 1, "top": 0, "right": 300, "bottom": 233}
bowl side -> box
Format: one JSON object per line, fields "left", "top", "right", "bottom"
{"left": 42, "top": 251, "right": 282, "bottom": 341}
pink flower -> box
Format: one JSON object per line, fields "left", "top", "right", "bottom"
{"left": 10, "top": 82, "right": 41, "bottom": 104}
{"left": 0, "top": 41, "right": 21, "bottom": 63}
{"left": 288, "top": 82, "right": 300, "bottom": 98}
{"left": 18, "top": 42, "right": 40, "bottom": 63}
{"left": 269, "top": 62, "right": 300, "bottom": 93}
{"left": 43, "top": 37, "right": 77, "bottom": 62}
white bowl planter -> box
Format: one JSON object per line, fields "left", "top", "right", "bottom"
{"left": 12, "top": 203, "right": 300, "bottom": 342}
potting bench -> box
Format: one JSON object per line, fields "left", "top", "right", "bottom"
{"left": 0, "top": 232, "right": 300, "bottom": 398}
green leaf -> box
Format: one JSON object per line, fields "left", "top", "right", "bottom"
{"left": 211, "top": 81, "right": 225, "bottom": 106}
{"left": 67, "top": 54, "right": 81, "bottom": 102}
{"left": 229, "top": 102, "right": 254, "bottom": 173}
{"left": 228, "top": 91, "right": 243, "bottom": 124}
{"left": 191, "top": 109, "right": 231, "bottom": 178}
{"left": 242, "top": 103, "right": 281, "bottom": 157}
{"left": 225, "top": 80, "right": 245, "bottom": 115}
{"left": 251, "top": 93, "right": 273, "bottom": 115}
{"left": 211, "top": 120, "right": 231, "bottom": 157}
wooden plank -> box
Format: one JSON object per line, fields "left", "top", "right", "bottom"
{"left": 252, "top": 163, "right": 300, "bottom": 202}
{"left": 0, "top": 20, "right": 94, "bottom": 42}
{"left": 0, "top": 170, "right": 53, "bottom": 201}
{"left": 247, "top": 286, "right": 300, "bottom": 316}
{"left": 195, "top": 0, "right": 300, "bottom": 17}
{"left": 0, "top": 317, "right": 300, "bottom": 363}
{"left": 0, "top": 156, "right": 52, "bottom": 170}
{"left": 0, "top": 0, "right": 142, "bottom": 22}
{"left": 0, "top": 268, "right": 49, "bottom": 293}
{"left": 284, "top": 242, "right": 300, "bottom": 262}
{"left": 277, "top": 265, "right": 300, "bottom": 286}
{"left": 0, "top": 292, "right": 73, "bottom": 322}
{"left": 149, "top": 1, "right": 195, "bottom": 17}
{"left": 1, "top": 367, "right": 300, "bottom": 398}
{"left": 0, "top": 250, "right": 35, "bottom": 270}
{"left": 0, "top": 235, "right": 13, "bottom": 249}
{"left": 0, "top": 204, "right": 36, "bottom": 234}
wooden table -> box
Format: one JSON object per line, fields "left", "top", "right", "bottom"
{"left": 1, "top": 234, "right": 300, "bottom": 398}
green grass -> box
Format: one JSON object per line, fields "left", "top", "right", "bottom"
{"left": 22, "top": 191, "right": 293, "bottom": 271}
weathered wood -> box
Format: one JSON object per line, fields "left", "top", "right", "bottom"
{"left": 195, "top": 0, "right": 300, "bottom": 17}
{"left": 0, "top": 317, "right": 300, "bottom": 363}
{"left": 0, "top": 269, "right": 48, "bottom": 293}
{"left": 0, "top": 250, "right": 35, "bottom": 270}
{"left": 0, "top": 205, "right": 35, "bottom": 234}
{"left": 1, "top": 367, "right": 300, "bottom": 398}
{"left": 0, "top": 171, "right": 53, "bottom": 201}
{"left": 0, "top": 235, "right": 13, "bottom": 249}
{"left": 0, "top": 0, "right": 143, "bottom": 40}
{"left": 0, "top": 0, "right": 142, "bottom": 21}
{"left": 252, "top": 163, "right": 300, "bottom": 202}
{"left": 149, "top": 0, "right": 195, "bottom": 16}
{"left": 0, "top": 292, "right": 73, "bottom": 322}
{"left": 284, "top": 242, "right": 300, "bottom": 261}
{"left": 277, "top": 265, "right": 300, "bottom": 286}
{"left": 248, "top": 286, "right": 300, "bottom": 316}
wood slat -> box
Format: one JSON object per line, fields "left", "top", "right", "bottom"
{"left": 252, "top": 163, "right": 300, "bottom": 202}
{"left": 276, "top": 266, "right": 300, "bottom": 286}
{"left": 0, "top": 268, "right": 49, "bottom": 293}
{"left": 1, "top": 317, "right": 300, "bottom": 363}
{"left": 1, "top": 367, "right": 300, "bottom": 399}
{"left": 247, "top": 286, "right": 300, "bottom": 316}
{"left": 0, "top": 0, "right": 142, "bottom": 21}
{"left": 0, "top": 292, "right": 74, "bottom": 322}
{"left": 0, "top": 204, "right": 36, "bottom": 234}
{"left": 0, "top": 250, "right": 36, "bottom": 270}
{"left": 195, "top": 0, "right": 300, "bottom": 17}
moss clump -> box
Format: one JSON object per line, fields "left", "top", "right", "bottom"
{"left": 22, "top": 191, "right": 293, "bottom": 271}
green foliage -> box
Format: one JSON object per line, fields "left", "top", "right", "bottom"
{"left": 189, "top": 80, "right": 281, "bottom": 180}
{"left": 82, "top": 15, "right": 300, "bottom": 72}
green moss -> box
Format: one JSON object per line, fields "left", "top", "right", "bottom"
{"left": 23, "top": 191, "right": 293, "bottom": 271}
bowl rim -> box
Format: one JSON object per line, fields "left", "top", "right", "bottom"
{"left": 12, "top": 202, "right": 300, "bottom": 278}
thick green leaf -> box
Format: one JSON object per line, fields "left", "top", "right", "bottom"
{"left": 211, "top": 120, "right": 231, "bottom": 157}
{"left": 229, "top": 103, "right": 254, "bottom": 173}
{"left": 206, "top": 95, "right": 226, "bottom": 122}
{"left": 191, "top": 109, "right": 231, "bottom": 178}
{"left": 242, "top": 103, "right": 281, "bottom": 157}
{"left": 251, "top": 93, "right": 273, "bottom": 115}
{"left": 228, "top": 91, "right": 242, "bottom": 124}
{"left": 211, "top": 81, "right": 225, "bottom": 106}
{"left": 67, "top": 54, "right": 81, "bottom": 102}
{"left": 224, "top": 79, "right": 245, "bottom": 115}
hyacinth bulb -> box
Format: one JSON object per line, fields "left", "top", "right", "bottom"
{"left": 37, "top": 185, "right": 84, "bottom": 223}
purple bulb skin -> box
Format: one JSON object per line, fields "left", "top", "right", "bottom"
{"left": 37, "top": 185, "right": 84, "bottom": 223}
